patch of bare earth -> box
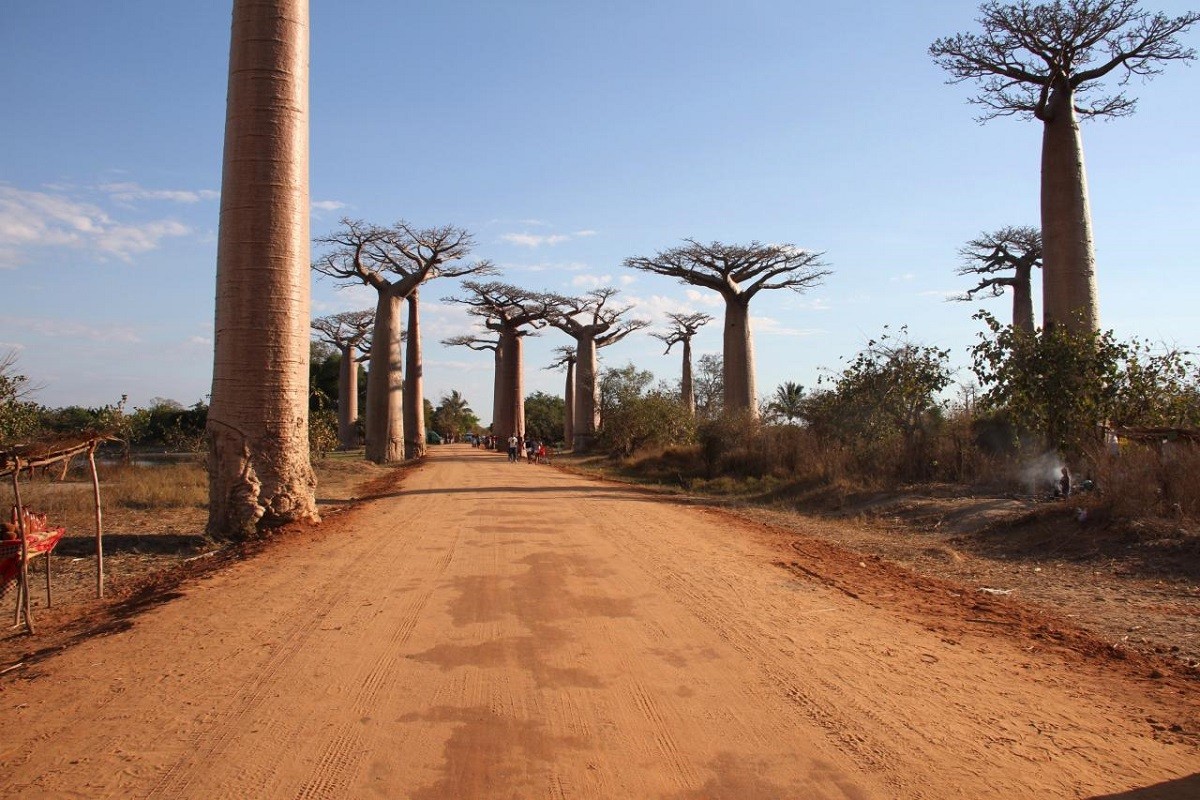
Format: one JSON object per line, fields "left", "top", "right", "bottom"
{"left": 0, "top": 454, "right": 401, "bottom": 670}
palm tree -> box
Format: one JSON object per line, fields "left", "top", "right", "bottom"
{"left": 206, "top": 0, "right": 318, "bottom": 539}
{"left": 769, "top": 382, "right": 806, "bottom": 424}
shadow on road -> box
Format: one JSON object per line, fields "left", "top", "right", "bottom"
{"left": 1088, "top": 773, "right": 1200, "bottom": 799}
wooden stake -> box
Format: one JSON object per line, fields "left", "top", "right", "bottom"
{"left": 88, "top": 444, "right": 104, "bottom": 599}
{"left": 11, "top": 460, "right": 33, "bottom": 634}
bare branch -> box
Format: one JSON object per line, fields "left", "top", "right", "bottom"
{"left": 624, "top": 240, "right": 831, "bottom": 302}
{"left": 931, "top": 1, "right": 1199, "bottom": 122}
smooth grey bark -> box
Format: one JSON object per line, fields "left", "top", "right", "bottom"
{"left": 563, "top": 356, "right": 575, "bottom": 447}
{"left": 207, "top": 0, "right": 317, "bottom": 539}
{"left": 572, "top": 337, "right": 598, "bottom": 451}
{"left": 404, "top": 288, "right": 426, "bottom": 458}
{"left": 1040, "top": 85, "right": 1097, "bottom": 332}
{"left": 721, "top": 296, "right": 756, "bottom": 414}
{"left": 338, "top": 343, "right": 357, "bottom": 448}
{"left": 681, "top": 337, "right": 695, "bottom": 415}
{"left": 365, "top": 292, "right": 404, "bottom": 463}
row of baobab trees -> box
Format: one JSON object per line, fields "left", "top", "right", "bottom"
{"left": 309, "top": 228, "right": 833, "bottom": 459}
{"left": 205, "top": 0, "right": 1197, "bottom": 539}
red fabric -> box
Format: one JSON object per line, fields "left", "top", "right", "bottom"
{"left": 0, "top": 512, "right": 65, "bottom": 589}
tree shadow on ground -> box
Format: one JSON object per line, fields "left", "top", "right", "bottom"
{"left": 1088, "top": 773, "right": 1200, "bottom": 799}
{"left": 53, "top": 533, "right": 211, "bottom": 557}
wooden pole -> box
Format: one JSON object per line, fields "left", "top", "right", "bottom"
{"left": 88, "top": 444, "right": 104, "bottom": 598}
{"left": 10, "top": 461, "right": 33, "bottom": 634}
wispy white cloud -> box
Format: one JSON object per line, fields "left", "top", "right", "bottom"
{"left": 570, "top": 273, "right": 612, "bottom": 288}
{"left": 500, "top": 260, "right": 589, "bottom": 274}
{"left": 891, "top": 272, "right": 916, "bottom": 282}
{"left": 751, "top": 315, "right": 823, "bottom": 337}
{"left": 619, "top": 274, "right": 636, "bottom": 286}
{"left": 6, "top": 316, "right": 141, "bottom": 343}
{"left": 500, "top": 226, "right": 599, "bottom": 248}
{"left": 920, "top": 289, "right": 962, "bottom": 300}
{"left": 99, "top": 182, "right": 219, "bottom": 204}
{"left": 684, "top": 288, "right": 723, "bottom": 308}
{"left": 501, "top": 232, "right": 571, "bottom": 248}
{"left": 312, "top": 199, "right": 347, "bottom": 213}
{"left": 0, "top": 185, "right": 191, "bottom": 266}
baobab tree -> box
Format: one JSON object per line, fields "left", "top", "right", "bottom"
{"left": 446, "top": 282, "right": 550, "bottom": 442}
{"left": 313, "top": 220, "right": 489, "bottom": 463}
{"left": 546, "top": 288, "right": 649, "bottom": 451}
{"left": 546, "top": 346, "right": 577, "bottom": 448}
{"left": 207, "top": 0, "right": 318, "bottom": 539}
{"left": 931, "top": 1, "right": 1199, "bottom": 332}
{"left": 624, "top": 240, "right": 830, "bottom": 416}
{"left": 442, "top": 332, "right": 502, "bottom": 445}
{"left": 652, "top": 311, "right": 714, "bottom": 415}
{"left": 954, "top": 226, "right": 1043, "bottom": 333}
{"left": 311, "top": 309, "right": 373, "bottom": 449}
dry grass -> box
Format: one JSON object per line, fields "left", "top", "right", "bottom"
{"left": 2, "top": 450, "right": 397, "bottom": 537}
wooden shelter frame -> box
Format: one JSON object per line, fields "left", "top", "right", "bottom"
{"left": 1, "top": 434, "right": 111, "bottom": 634}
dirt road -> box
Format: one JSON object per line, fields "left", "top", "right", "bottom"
{"left": 1, "top": 445, "right": 1196, "bottom": 798}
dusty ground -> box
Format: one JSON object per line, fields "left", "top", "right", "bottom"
{"left": 1, "top": 445, "right": 1197, "bottom": 798}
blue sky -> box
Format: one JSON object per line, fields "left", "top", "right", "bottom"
{"left": 2, "top": 1, "right": 1197, "bottom": 423}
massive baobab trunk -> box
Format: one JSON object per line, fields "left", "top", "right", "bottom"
{"left": 1012, "top": 269, "right": 1035, "bottom": 335}
{"left": 572, "top": 338, "right": 599, "bottom": 452}
{"left": 404, "top": 289, "right": 426, "bottom": 458}
{"left": 207, "top": 0, "right": 317, "bottom": 539}
{"left": 491, "top": 340, "right": 506, "bottom": 447}
{"left": 337, "top": 342, "right": 358, "bottom": 448}
{"left": 1041, "top": 85, "right": 1098, "bottom": 333}
{"left": 722, "top": 296, "right": 757, "bottom": 415}
{"left": 680, "top": 336, "right": 695, "bottom": 415}
{"left": 563, "top": 356, "right": 575, "bottom": 448}
{"left": 508, "top": 333, "right": 526, "bottom": 439}
{"left": 365, "top": 292, "right": 404, "bottom": 463}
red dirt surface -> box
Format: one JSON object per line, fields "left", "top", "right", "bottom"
{"left": 1, "top": 445, "right": 1197, "bottom": 798}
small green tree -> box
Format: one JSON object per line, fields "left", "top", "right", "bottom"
{"left": 808, "top": 328, "right": 953, "bottom": 480}
{"left": 971, "top": 311, "right": 1126, "bottom": 451}
{"left": 767, "top": 381, "right": 806, "bottom": 424}
{"left": 523, "top": 391, "right": 565, "bottom": 444}
{"left": 431, "top": 390, "right": 480, "bottom": 440}
{"left": 0, "top": 351, "right": 40, "bottom": 444}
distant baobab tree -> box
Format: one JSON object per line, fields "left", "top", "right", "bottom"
{"left": 442, "top": 332, "right": 502, "bottom": 444}
{"left": 446, "top": 282, "right": 550, "bottom": 443}
{"left": 625, "top": 240, "right": 830, "bottom": 416}
{"left": 546, "top": 288, "right": 649, "bottom": 451}
{"left": 953, "top": 226, "right": 1042, "bottom": 334}
{"left": 546, "top": 346, "right": 577, "bottom": 448}
{"left": 311, "top": 309, "right": 373, "bottom": 448}
{"left": 652, "top": 312, "right": 714, "bottom": 415}
{"left": 931, "top": 1, "right": 1199, "bottom": 332}
{"left": 313, "top": 219, "right": 490, "bottom": 463}
{"left": 207, "top": 0, "right": 318, "bottom": 539}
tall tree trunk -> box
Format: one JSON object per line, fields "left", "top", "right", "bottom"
{"left": 404, "top": 289, "right": 426, "bottom": 458}
{"left": 207, "top": 0, "right": 317, "bottom": 539}
{"left": 495, "top": 330, "right": 519, "bottom": 441}
{"left": 681, "top": 337, "right": 695, "bottom": 415}
{"left": 365, "top": 291, "right": 405, "bottom": 463}
{"left": 337, "top": 342, "right": 357, "bottom": 449}
{"left": 1012, "top": 266, "right": 1035, "bottom": 335}
{"left": 572, "top": 337, "right": 598, "bottom": 451}
{"left": 563, "top": 358, "right": 575, "bottom": 448}
{"left": 1040, "top": 84, "right": 1098, "bottom": 333}
{"left": 722, "top": 295, "right": 757, "bottom": 416}
{"left": 491, "top": 339, "right": 506, "bottom": 447}
{"left": 509, "top": 333, "right": 526, "bottom": 439}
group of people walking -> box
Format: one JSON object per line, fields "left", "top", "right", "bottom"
{"left": 505, "top": 434, "right": 549, "bottom": 464}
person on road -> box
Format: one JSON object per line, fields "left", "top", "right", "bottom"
{"left": 507, "top": 434, "right": 519, "bottom": 463}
